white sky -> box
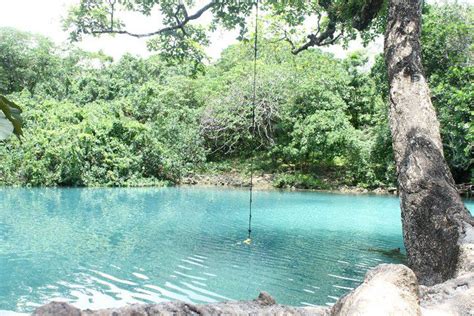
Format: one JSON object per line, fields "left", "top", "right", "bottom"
{"left": 0, "top": 0, "right": 242, "bottom": 60}
{"left": 0, "top": 0, "right": 383, "bottom": 61}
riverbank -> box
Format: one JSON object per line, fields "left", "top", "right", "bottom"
{"left": 181, "top": 171, "right": 399, "bottom": 195}
{"left": 181, "top": 171, "right": 474, "bottom": 197}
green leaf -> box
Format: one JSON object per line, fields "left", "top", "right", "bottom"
{"left": 0, "top": 95, "right": 23, "bottom": 140}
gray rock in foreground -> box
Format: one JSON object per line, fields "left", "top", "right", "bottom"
{"left": 420, "top": 271, "right": 474, "bottom": 316}
{"left": 331, "top": 264, "right": 421, "bottom": 316}
{"left": 33, "top": 292, "right": 329, "bottom": 316}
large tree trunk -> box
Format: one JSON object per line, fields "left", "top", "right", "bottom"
{"left": 384, "top": 0, "right": 473, "bottom": 285}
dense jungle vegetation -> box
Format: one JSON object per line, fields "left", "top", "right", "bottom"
{"left": 0, "top": 3, "right": 471, "bottom": 189}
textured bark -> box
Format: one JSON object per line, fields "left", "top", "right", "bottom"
{"left": 384, "top": 0, "right": 473, "bottom": 285}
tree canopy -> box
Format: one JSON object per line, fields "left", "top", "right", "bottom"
{"left": 64, "top": 0, "right": 386, "bottom": 65}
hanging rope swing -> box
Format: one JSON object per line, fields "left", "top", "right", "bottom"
{"left": 243, "top": 1, "right": 259, "bottom": 245}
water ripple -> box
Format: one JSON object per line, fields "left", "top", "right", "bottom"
{"left": 0, "top": 187, "right": 423, "bottom": 313}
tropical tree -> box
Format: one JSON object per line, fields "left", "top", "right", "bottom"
{"left": 65, "top": 0, "right": 473, "bottom": 285}
{"left": 0, "top": 28, "right": 60, "bottom": 95}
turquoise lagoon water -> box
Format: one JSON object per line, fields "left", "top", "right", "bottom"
{"left": 0, "top": 187, "right": 473, "bottom": 313}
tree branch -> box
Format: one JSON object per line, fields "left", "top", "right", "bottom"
{"left": 173, "top": 4, "right": 187, "bottom": 35}
{"left": 291, "top": 17, "right": 338, "bottom": 55}
{"left": 352, "top": 0, "right": 384, "bottom": 31}
{"left": 274, "top": 30, "right": 296, "bottom": 50}
{"left": 107, "top": 0, "right": 116, "bottom": 31}
{"left": 90, "top": 1, "right": 215, "bottom": 38}
{"left": 315, "top": 12, "right": 321, "bottom": 37}
{"left": 321, "top": 30, "right": 343, "bottom": 46}
{"left": 292, "top": 0, "right": 381, "bottom": 56}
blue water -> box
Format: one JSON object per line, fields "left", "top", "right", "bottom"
{"left": 0, "top": 187, "right": 472, "bottom": 313}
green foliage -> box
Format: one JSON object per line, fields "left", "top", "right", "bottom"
{"left": 197, "top": 35, "right": 392, "bottom": 188}
{"left": 0, "top": 28, "right": 60, "bottom": 95}
{"left": 0, "top": 92, "right": 203, "bottom": 186}
{"left": 421, "top": 4, "right": 473, "bottom": 183}
{"left": 0, "top": 2, "right": 471, "bottom": 188}
{"left": 0, "top": 30, "right": 206, "bottom": 186}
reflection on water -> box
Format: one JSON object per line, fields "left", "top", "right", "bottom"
{"left": 1, "top": 187, "right": 472, "bottom": 313}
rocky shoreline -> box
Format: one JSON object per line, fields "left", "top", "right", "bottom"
{"left": 181, "top": 172, "right": 473, "bottom": 197}
{"left": 180, "top": 172, "right": 399, "bottom": 195}
{"left": 180, "top": 172, "right": 276, "bottom": 190}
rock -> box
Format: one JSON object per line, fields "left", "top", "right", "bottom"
{"left": 456, "top": 223, "right": 474, "bottom": 276}
{"left": 372, "top": 187, "right": 388, "bottom": 195}
{"left": 33, "top": 302, "right": 81, "bottom": 316}
{"left": 256, "top": 291, "right": 276, "bottom": 306}
{"left": 180, "top": 177, "right": 197, "bottom": 185}
{"left": 455, "top": 183, "right": 473, "bottom": 197}
{"left": 338, "top": 186, "right": 375, "bottom": 194}
{"left": 331, "top": 264, "right": 421, "bottom": 316}
{"left": 33, "top": 292, "right": 329, "bottom": 316}
{"left": 82, "top": 302, "right": 199, "bottom": 315}
{"left": 190, "top": 292, "right": 328, "bottom": 315}
{"left": 387, "top": 187, "right": 398, "bottom": 194}
{"left": 420, "top": 272, "right": 474, "bottom": 316}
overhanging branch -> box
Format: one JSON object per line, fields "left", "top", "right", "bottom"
{"left": 291, "top": 17, "right": 339, "bottom": 54}
{"left": 90, "top": 1, "right": 215, "bottom": 38}
{"left": 292, "top": 0, "right": 381, "bottom": 55}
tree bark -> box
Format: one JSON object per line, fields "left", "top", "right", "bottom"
{"left": 384, "top": 0, "right": 473, "bottom": 285}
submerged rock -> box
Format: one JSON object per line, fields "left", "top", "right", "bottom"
{"left": 367, "top": 247, "right": 407, "bottom": 262}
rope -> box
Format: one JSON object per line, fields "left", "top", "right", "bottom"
{"left": 247, "top": 0, "right": 258, "bottom": 242}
